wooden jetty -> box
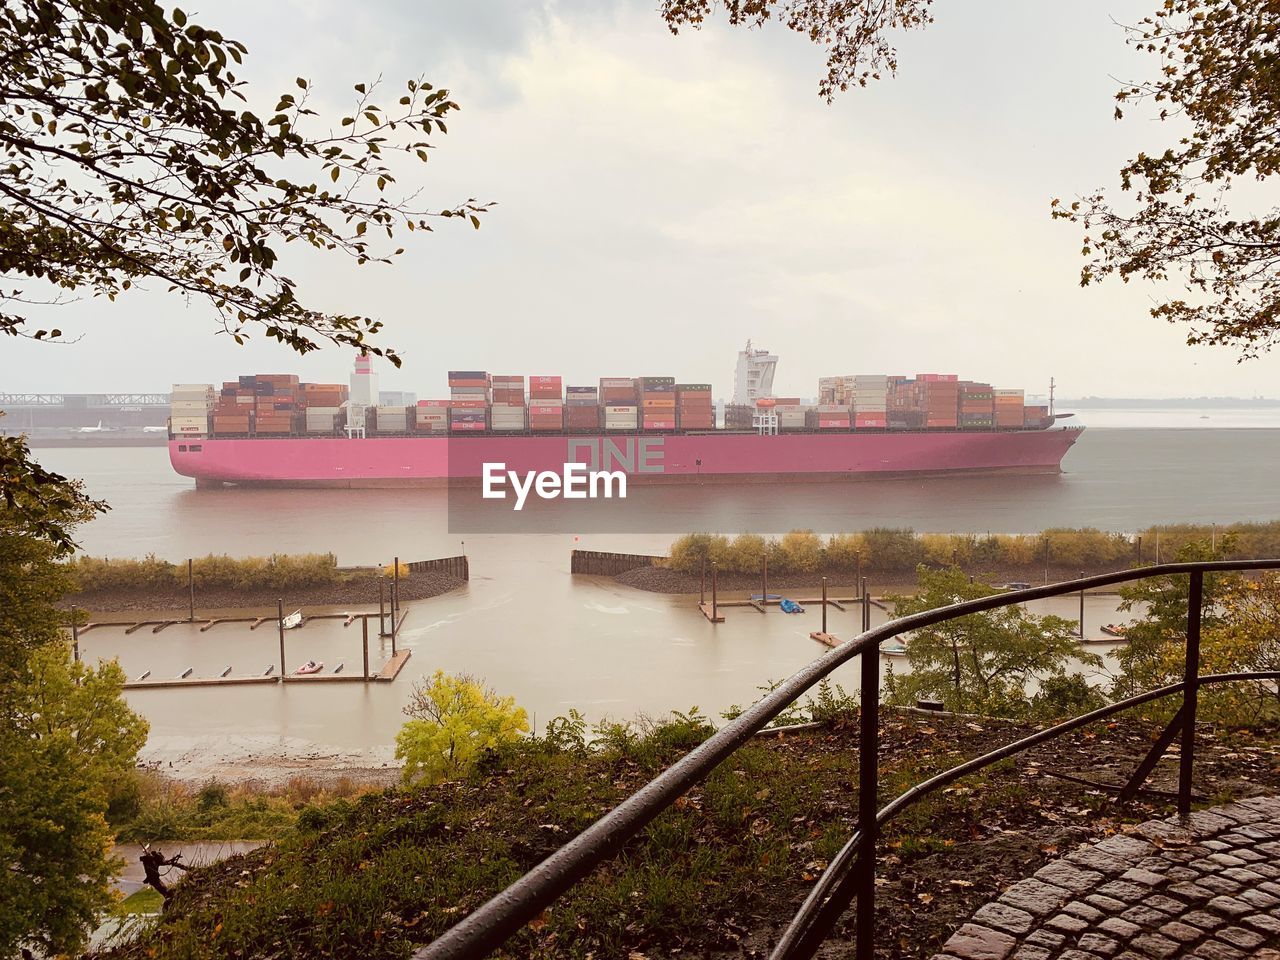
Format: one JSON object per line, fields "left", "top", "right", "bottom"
{"left": 809, "top": 632, "right": 841, "bottom": 647}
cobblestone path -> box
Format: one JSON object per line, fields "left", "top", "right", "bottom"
{"left": 932, "top": 796, "right": 1280, "bottom": 960}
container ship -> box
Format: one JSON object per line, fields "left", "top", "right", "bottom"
{"left": 168, "top": 348, "right": 1082, "bottom": 488}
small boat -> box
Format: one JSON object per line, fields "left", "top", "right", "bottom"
{"left": 1100, "top": 623, "right": 1127, "bottom": 638}
{"left": 342, "top": 612, "right": 357, "bottom": 627}
{"left": 779, "top": 598, "right": 805, "bottom": 614}
{"left": 882, "top": 643, "right": 908, "bottom": 658}
{"left": 294, "top": 659, "right": 324, "bottom": 675}
{"left": 282, "top": 609, "right": 303, "bottom": 630}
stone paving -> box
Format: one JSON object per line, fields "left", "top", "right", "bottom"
{"left": 931, "top": 796, "right": 1280, "bottom": 960}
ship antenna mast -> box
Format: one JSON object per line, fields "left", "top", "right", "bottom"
{"left": 1049, "top": 377, "right": 1056, "bottom": 418}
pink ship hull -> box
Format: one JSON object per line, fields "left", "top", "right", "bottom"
{"left": 170, "top": 428, "right": 1084, "bottom": 488}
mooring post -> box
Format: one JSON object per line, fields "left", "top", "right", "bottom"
{"left": 277, "top": 598, "right": 286, "bottom": 676}
{"left": 1179, "top": 570, "right": 1204, "bottom": 818}
{"left": 70, "top": 605, "right": 79, "bottom": 663}
{"left": 391, "top": 600, "right": 398, "bottom": 656}
{"left": 856, "top": 551, "right": 862, "bottom": 593}
{"left": 700, "top": 556, "right": 706, "bottom": 604}
{"left": 187, "top": 558, "right": 195, "bottom": 622}
{"left": 379, "top": 578, "right": 387, "bottom": 638}
{"left": 1079, "top": 571, "right": 1086, "bottom": 639}
{"left": 762, "top": 556, "right": 769, "bottom": 605}
{"left": 862, "top": 577, "right": 870, "bottom": 632}
{"left": 821, "top": 576, "right": 828, "bottom": 634}
{"left": 711, "top": 561, "right": 719, "bottom": 623}
{"left": 393, "top": 555, "right": 401, "bottom": 619}
{"left": 362, "top": 616, "right": 370, "bottom": 680}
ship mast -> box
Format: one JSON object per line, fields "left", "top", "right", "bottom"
{"left": 1049, "top": 377, "right": 1056, "bottom": 418}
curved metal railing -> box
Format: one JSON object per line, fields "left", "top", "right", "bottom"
{"left": 415, "top": 559, "right": 1280, "bottom": 960}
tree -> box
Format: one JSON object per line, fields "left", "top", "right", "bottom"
{"left": 1054, "top": 0, "right": 1280, "bottom": 355}
{"left": 1111, "top": 536, "right": 1239, "bottom": 700}
{"left": 660, "top": 0, "right": 935, "bottom": 101}
{"left": 0, "top": 0, "right": 487, "bottom": 537}
{"left": 395, "top": 671, "right": 529, "bottom": 786}
{"left": 0, "top": 506, "right": 148, "bottom": 956}
{"left": 884, "top": 566, "right": 1100, "bottom": 716}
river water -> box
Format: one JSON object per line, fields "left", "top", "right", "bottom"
{"left": 37, "top": 423, "right": 1280, "bottom": 767}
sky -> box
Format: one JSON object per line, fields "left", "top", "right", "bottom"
{"left": 6, "top": 0, "right": 1278, "bottom": 399}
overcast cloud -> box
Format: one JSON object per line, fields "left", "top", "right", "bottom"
{"left": 5, "top": 0, "right": 1277, "bottom": 399}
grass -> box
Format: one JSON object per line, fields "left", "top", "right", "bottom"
{"left": 92, "top": 712, "right": 1280, "bottom": 960}
{"left": 115, "top": 890, "right": 164, "bottom": 916}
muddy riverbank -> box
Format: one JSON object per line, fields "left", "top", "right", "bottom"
{"left": 615, "top": 563, "right": 1126, "bottom": 595}
{"left": 60, "top": 572, "right": 466, "bottom": 614}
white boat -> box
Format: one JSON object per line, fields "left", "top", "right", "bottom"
{"left": 282, "top": 609, "right": 303, "bottom": 629}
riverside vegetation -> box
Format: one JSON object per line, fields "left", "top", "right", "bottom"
{"left": 659, "top": 521, "right": 1280, "bottom": 579}
{"left": 58, "top": 554, "right": 463, "bottom": 612}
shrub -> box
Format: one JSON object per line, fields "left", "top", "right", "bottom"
{"left": 667, "top": 533, "right": 729, "bottom": 574}
{"left": 824, "top": 533, "right": 865, "bottom": 571}
{"left": 777, "top": 530, "right": 822, "bottom": 573}
{"left": 724, "top": 533, "right": 768, "bottom": 574}
{"left": 862, "top": 528, "right": 923, "bottom": 571}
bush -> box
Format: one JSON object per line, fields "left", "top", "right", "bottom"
{"left": 862, "top": 528, "right": 924, "bottom": 571}
{"left": 723, "top": 533, "right": 768, "bottom": 574}
{"left": 667, "top": 533, "right": 729, "bottom": 574}
{"left": 775, "top": 530, "right": 822, "bottom": 573}
{"left": 66, "top": 552, "right": 344, "bottom": 592}
{"left": 824, "top": 533, "right": 865, "bottom": 571}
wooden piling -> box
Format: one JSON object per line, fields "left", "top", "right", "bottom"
{"left": 700, "top": 556, "right": 706, "bottom": 604}
{"left": 277, "top": 598, "right": 286, "bottom": 677}
{"left": 71, "top": 605, "right": 79, "bottom": 663}
{"left": 762, "top": 557, "right": 769, "bottom": 606}
{"left": 393, "top": 555, "right": 401, "bottom": 619}
{"left": 822, "top": 577, "right": 828, "bottom": 634}
{"left": 187, "top": 558, "right": 195, "bottom": 622}
{"left": 712, "top": 562, "right": 718, "bottom": 622}
{"left": 362, "top": 617, "right": 369, "bottom": 680}
{"left": 379, "top": 579, "right": 387, "bottom": 638}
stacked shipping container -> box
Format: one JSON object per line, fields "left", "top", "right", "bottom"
{"left": 196, "top": 366, "right": 1050, "bottom": 439}
{"left": 490, "top": 375, "right": 526, "bottom": 432}
{"left": 448, "top": 371, "right": 489, "bottom": 432}
{"left": 171, "top": 384, "right": 213, "bottom": 438}
{"left": 640, "top": 377, "right": 676, "bottom": 431}
{"left": 675, "top": 384, "right": 714, "bottom": 430}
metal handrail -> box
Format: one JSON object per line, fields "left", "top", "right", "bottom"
{"left": 414, "top": 559, "right": 1280, "bottom": 960}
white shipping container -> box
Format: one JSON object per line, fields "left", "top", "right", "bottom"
{"left": 172, "top": 383, "right": 214, "bottom": 394}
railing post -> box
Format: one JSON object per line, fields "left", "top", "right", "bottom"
{"left": 1179, "top": 569, "right": 1204, "bottom": 818}
{"left": 857, "top": 634, "right": 880, "bottom": 960}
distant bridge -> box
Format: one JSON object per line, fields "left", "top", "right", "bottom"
{"left": 0, "top": 393, "right": 169, "bottom": 406}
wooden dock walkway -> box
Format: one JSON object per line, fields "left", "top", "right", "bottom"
{"left": 124, "top": 650, "right": 413, "bottom": 689}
